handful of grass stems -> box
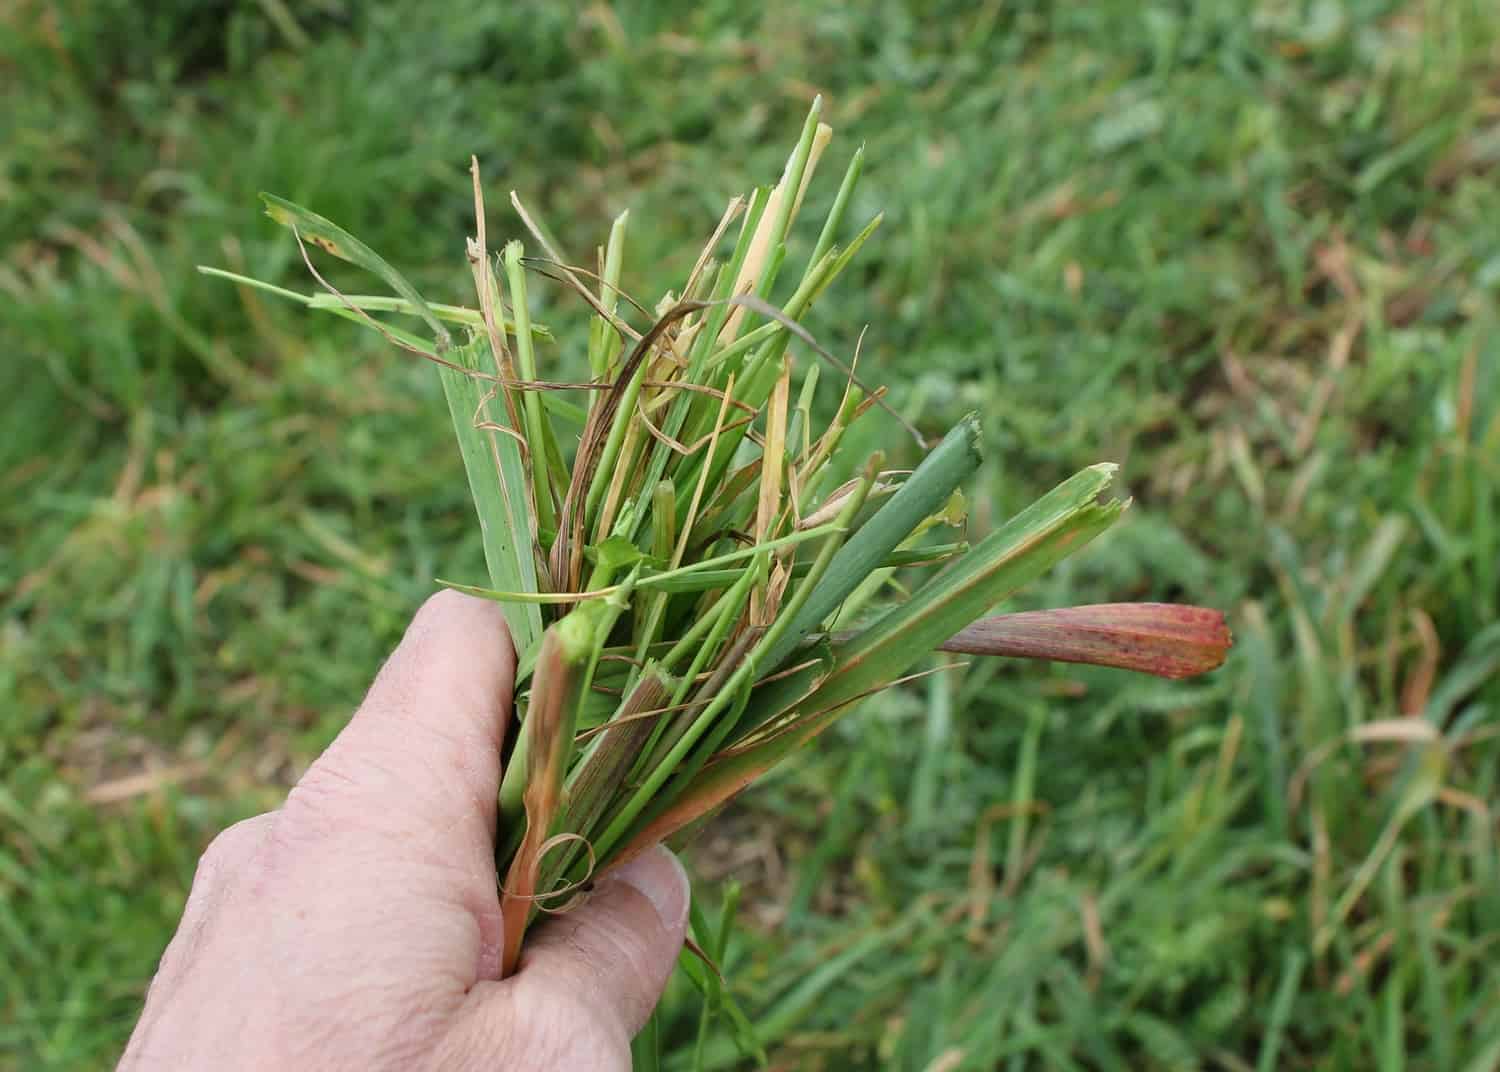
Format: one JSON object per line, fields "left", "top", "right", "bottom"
{"left": 206, "top": 98, "right": 1230, "bottom": 989}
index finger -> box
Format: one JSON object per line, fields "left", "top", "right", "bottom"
{"left": 289, "top": 589, "right": 516, "bottom": 848}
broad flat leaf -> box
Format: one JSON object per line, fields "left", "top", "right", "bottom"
{"left": 438, "top": 340, "right": 542, "bottom": 655}
{"left": 759, "top": 414, "right": 983, "bottom": 674}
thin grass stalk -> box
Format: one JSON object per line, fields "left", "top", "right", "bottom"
{"left": 587, "top": 209, "right": 629, "bottom": 378}
{"left": 503, "top": 242, "right": 560, "bottom": 542}
{"left": 808, "top": 144, "right": 865, "bottom": 268}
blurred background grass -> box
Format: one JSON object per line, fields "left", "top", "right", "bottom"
{"left": 4, "top": 1, "right": 1500, "bottom": 1067}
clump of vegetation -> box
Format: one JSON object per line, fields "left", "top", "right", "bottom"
{"left": 207, "top": 98, "right": 1228, "bottom": 979}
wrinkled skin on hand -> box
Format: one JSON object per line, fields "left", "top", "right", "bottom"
{"left": 121, "top": 591, "right": 689, "bottom": 1071}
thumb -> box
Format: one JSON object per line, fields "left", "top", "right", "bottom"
{"left": 519, "top": 846, "right": 690, "bottom": 1034}
{"left": 446, "top": 846, "right": 689, "bottom": 1068}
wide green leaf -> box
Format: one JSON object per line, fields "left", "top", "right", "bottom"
{"left": 438, "top": 340, "right": 542, "bottom": 656}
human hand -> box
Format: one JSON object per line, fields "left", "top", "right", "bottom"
{"left": 121, "top": 591, "right": 689, "bottom": 1070}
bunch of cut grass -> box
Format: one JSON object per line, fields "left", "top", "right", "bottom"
{"left": 205, "top": 98, "right": 1230, "bottom": 975}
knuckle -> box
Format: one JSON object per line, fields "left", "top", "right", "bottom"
{"left": 280, "top": 748, "right": 416, "bottom": 845}
{"left": 456, "top": 994, "right": 628, "bottom": 1072}
{"left": 279, "top": 740, "right": 412, "bottom": 836}
{"left": 418, "top": 586, "right": 506, "bottom": 629}
{"left": 197, "top": 813, "right": 272, "bottom": 880}
{"left": 578, "top": 916, "right": 662, "bottom": 995}
{"left": 540, "top": 1016, "right": 630, "bottom": 1071}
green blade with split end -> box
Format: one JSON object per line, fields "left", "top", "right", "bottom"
{"left": 260, "top": 192, "right": 452, "bottom": 351}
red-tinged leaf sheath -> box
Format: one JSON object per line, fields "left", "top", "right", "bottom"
{"left": 498, "top": 614, "right": 593, "bottom": 977}
{"left": 941, "top": 603, "right": 1232, "bottom": 679}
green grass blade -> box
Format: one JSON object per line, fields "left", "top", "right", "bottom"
{"left": 309, "top": 293, "right": 551, "bottom": 337}
{"left": 632, "top": 467, "right": 1124, "bottom": 847}
{"left": 758, "top": 414, "right": 982, "bottom": 675}
{"left": 502, "top": 241, "right": 561, "bottom": 539}
{"left": 757, "top": 96, "right": 823, "bottom": 296}
{"left": 801, "top": 462, "right": 1124, "bottom": 713}
{"left": 259, "top": 192, "right": 451, "bottom": 350}
{"left": 437, "top": 340, "right": 542, "bottom": 655}
{"left": 588, "top": 208, "right": 629, "bottom": 377}
{"left": 443, "top": 523, "right": 843, "bottom": 605}
{"left": 1258, "top": 950, "right": 1306, "bottom": 1072}
{"left": 631, "top": 1011, "right": 662, "bottom": 1072}
{"left": 196, "top": 265, "right": 319, "bottom": 305}
{"left": 808, "top": 143, "right": 864, "bottom": 268}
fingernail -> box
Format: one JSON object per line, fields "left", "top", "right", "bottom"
{"left": 610, "top": 844, "right": 689, "bottom": 929}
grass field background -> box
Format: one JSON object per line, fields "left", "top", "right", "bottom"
{"left": 5, "top": 2, "right": 1500, "bottom": 1067}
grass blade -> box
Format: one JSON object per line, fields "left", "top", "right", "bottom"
{"left": 259, "top": 193, "right": 451, "bottom": 350}
{"left": 502, "top": 241, "right": 561, "bottom": 542}
{"left": 437, "top": 340, "right": 542, "bottom": 655}
{"left": 803, "top": 463, "right": 1124, "bottom": 713}
{"left": 619, "top": 466, "right": 1124, "bottom": 854}
{"left": 758, "top": 414, "right": 983, "bottom": 675}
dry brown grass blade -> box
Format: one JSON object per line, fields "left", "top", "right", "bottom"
{"left": 716, "top": 122, "right": 827, "bottom": 341}
{"left": 720, "top": 184, "right": 782, "bottom": 343}
{"left": 751, "top": 358, "right": 792, "bottom": 622}
{"left": 468, "top": 159, "right": 546, "bottom": 562}
{"left": 796, "top": 472, "right": 901, "bottom": 530}
{"left": 687, "top": 456, "right": 764, "bottom": 548}
{"left": 635, "top": 395, "right": 754, "bottom": 456}
{"left": 642, "top": 379, "right": 759, "bottom": 413}
{"left": 682, "top": 195, "right": 746, "bottom": 303}
{"left": 290, "top": 229, "right": 444, "bottom": 364}
{"left": 683, "top": 934, "right": 726, "bottom": 984}
{"left": 595, "top": 416, "right": 645, "bottom": 543}
{"left": 556, "top": 672, "right": 670, "bottom": 872}
{"left": 671, "top": 372, "right": 736, "bottom": 570}
{"left": 550, "top": 298, "right": 712, "bottom": 592}
{"left": 518, "top": 256, "right": 656, "bottom": 323}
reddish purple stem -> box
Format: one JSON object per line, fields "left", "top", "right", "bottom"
{"left": 941, "top": 603, "right": 1232, "bottom": 679}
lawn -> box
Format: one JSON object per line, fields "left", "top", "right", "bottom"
{"left": 4, "top": 1, "right": 1499, "bottom": 1067}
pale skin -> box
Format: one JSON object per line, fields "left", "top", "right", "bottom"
{"left": 121, "top": 590, "right": 689, "bottom": 1070}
